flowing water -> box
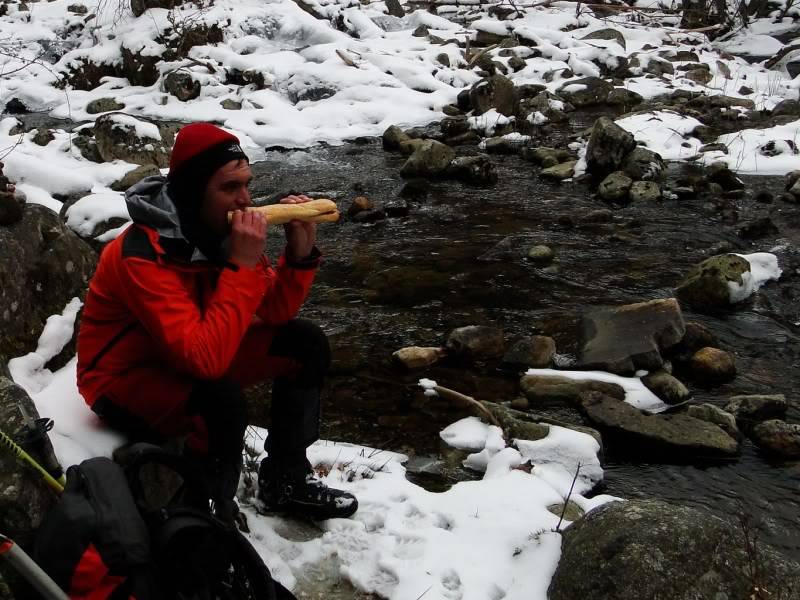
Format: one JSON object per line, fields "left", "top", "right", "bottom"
{"left": 250, "top": 138, "right": 800, "bottom": 563}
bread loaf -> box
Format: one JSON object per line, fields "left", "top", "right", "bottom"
{"left": 227, "top": 199, "right": 339, "bottom": 225}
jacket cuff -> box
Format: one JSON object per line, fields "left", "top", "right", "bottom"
{"left": 285, "top": 246, "right": 322, "bottom": 270}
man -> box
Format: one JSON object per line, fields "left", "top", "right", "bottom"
{"left": 76, "top": 122, "right": 357, "bottom": 521}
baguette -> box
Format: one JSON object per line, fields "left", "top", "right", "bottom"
{"left": 227, "top": 199, "right": 339, "bottom": 225}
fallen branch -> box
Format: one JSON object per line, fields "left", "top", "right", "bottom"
{"left": 336, "top": 49, "right": 358, "bottom": 68}
{"left": 430, "top": 384, "right": 502, "bottom": 428}
{"left": 765, "top": 43, "right": 800, "bottom": 70}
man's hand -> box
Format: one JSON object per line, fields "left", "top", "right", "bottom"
{"left": 229, "top": 210, "right": 267, "bottom": 268}
{"left": 281, "top": 194, "right": 317, "bottom": 262}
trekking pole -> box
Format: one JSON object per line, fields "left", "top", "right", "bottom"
{"left": 0, "top": 430, "right": 64, "bottom": 494}
{"left": 0, "top": 534, "right": 68, "bottom": 600}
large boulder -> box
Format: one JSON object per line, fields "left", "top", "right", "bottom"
{"left": 0, "top": 378, "right": 59, "bottom": 550}
{"left": 0, "top": 205, "right": 96, "bottom": 364}
{"left": 503, "top": 336, "right": 556, "bottom": 368}
{"left": 598, "top": 171, "right": 633, "bottom": 202}
{"left": 576, "top": 298, "right": 685, "bottom": 376}
{"left": 621, "top": 146, "right": 666, "bottom": 181}
{"left": 121, "top": 44, "right": 161, "bottom": 87}
{"left": 521, "top": 374, "right": 625, "bottom": 405}
{"left": 585, "top": 117, "right": 637, "bottom": 177}
{"left": 725, "top": 394, "right": 787, "bottom": 425}
{"left": 557, "top": 77, "right": 613, "bottom": 108}
{"left": 94, "top": 113, "right": 169, "bottom": 168}
{"left": 163, "top": 70, "right": 201, "bottom": 102}
{"left": 578, "top": 392, "right": 739, "bottom": 459}
{"left": 550, "top": 499, "right": 800, "bottom": 600}
{"left": 0, "top": 164, "right": 24, "bottom": 226}
{"left": 400, "top": 140, "right": 455, "bottom": 178}
{"left": 750, "top": 420, "right": 800, "bottom": 457}
{"left": 468, "top": 74, "right": 518, "bottom": 117}
{"left": 445, "top": 155, "right": 498, "bottom": 185}
{"left": 675, "top": 253, "right": 751, "bottom": 310}
{"left": 446, "top": 325, "right": 504, "bottom": 360}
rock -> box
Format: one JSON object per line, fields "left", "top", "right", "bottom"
{"left": 0, "top": 182, "right": 25, "bottom": 227}
{"left": 446, "top": 325, "right": 504, "bottom": 360}
{"left": 724, "top": 395, "right": 787, "bottom": 424}
{"left": 220, "top": 99, "right": 242, "bottom": 110}
{"left": 508, "top": 56, "right": 525, "bottom": 72}
{"left": 382, "top": 125, "right": 410, "bottom": 151}
{"left": 671, "top": 321, "right": 719, "bottom": 362}
{"left": 688, "top": 347, "right": 736, "bottom": 384}
{"left": 86, "top": 97, "right": 125, "bottom": 114}
{"left": 606, "top": 88, "right": 642, "bottom": 106}
{"left": 441, "top": 104, "right": 461, "bottom": 116}
{"left": 699, "top": 142, "right": 728, "bottom": 154}
{"left": 676, "top": 253, "right": 751, "bottom": 310}
{"left": 557, "top": 77, "right": 613, "bottom": 108}
{"left": 67, "top": 3, "right": 88, "bottom": 13}
{"left": 110, "top": 164, "right": 160, "bottom": 192}
{"left": 398, "top": 138, "right": 425, "bottom": 157}
{"left": 540, "top": 160, "right": 576, "bottom": 180}
{"left": 225, "top": 68, "right": 267, "bottom": 90}
{"left": 163, "top": 70, "right": 200, "bottom": 102}
{"left": 482, "top": 402, "right": 549, "bottom": 442}
{"left": 31, "top": 128, "right": 54, "bottom": 146}
{"left": 550, "top": 499, "right": 800, "bottom": 600}
{"left": 621, "top": 147, "right": 665, "bottom": 181}
{"left": 503, "top": 336, "right": 556, "bottom": 368}
{"left": 642, "top": 370, "right": 689, "bottom": 404}
{"left": 581, "top": 28, "right": 626, "bottom": 49}
{"left": 576, "top": 298, "right": 685, "bottom": 375}
{"left": 468, "top": 74, "right": 518, "bottom": 117}
{"left": 526, "top": 244, "right": 554, "bottom": 264}
{"left": 483, "top": 136, "right": 522, "bottom": 154}
{"left": 585, "top": 117, "right": 637, "bottom": 177}
{"left": 771, "top": 99, "right": 800, "bottom": 117}
{"left": 446, "top": 155, "right": 497, "bottom": 185}
{"left": 0, "top": 205, "right": 96, "bottom": 366}
{"left": 628, "top": 54, "right": 674, "bottom": 76}
{"left": 687, "top": 404, "right": 739, "bottom": 439}
{"left": 578, "top": 392, "right": 740, "bottom": 458}
{"left": 518, "top": 91, "right": 573, "bottom": 123}
{"left": 73, "top": 132, "right": 103, "bottom": 163}
{"left": 521, "top": 147, "right": 569, "bottom": 167}
{"left": 754, "top": 190, "right": 773, "bottom": 203}
{"left": 738, "top": 216, "right": 778, "bottom": 240}
{"left": 392, "top": 346, "right": 445, "bottom": 370}
{"left": 384, "top": 199, "right": 409, "bottom": 217}
{"left": 750, "top": 420, "right": 800, "bottom": 457}
{"left": 547, "top": 501, "right": 584, "bottom": 523}
{"left": 629, "top": 180, "right": 661, "bottom": 202}
{"left": 456, "top": 89, "right": 472, "bottom": 112}
{"left": 121, "top": 44, "right": 160, "bottom": 87}
{"left": 63, "top": 59, "right": 121, "bottom": 91}
{"left": 598, "top": 171, "right": 633, "bottom": 202}
{"left": 347, "top": 196, "right": 373, "bottom": 217}
{"left": 94, "top": 113, "right": 169, "bottom": 168}
{"left": 578, "top": 208, "right": 613, "bottom": 224}
{"left": 351, "top": 208, "right": 386, "bottom": 223}
{"left": 440, "top": 117, "right": 470, "bottom": 138}
{"left": 131, "top": 0, "right": 187, "bottom": 17}
{"left": 521, "top": 374, "right": 625, "bottom": 405}
{"left": 3, "top": 98, "right": 30, "bottom": 114}
{"left": 707, "top": 162, "right": 745, "bottom": 191}
{"left": 384, "top": 0, "right": 404, "bottom": 16}
{"left": 683, "top": 68, "right": 713, "bottom": 85}
{"left": 0, "top": 378, "right": 59, "bottom": 550}
{"left": 412, "top": 24, "right": 428, "bottom": 37}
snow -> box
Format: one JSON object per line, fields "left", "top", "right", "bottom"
{"left": 700, "top": 120, "right": 800, "bottom": 175}
{"left": 64, "top": 192, "right": 130, "bottom": 238}
{"left": 615, "top": 110, "right": 705, "bottom": 161}
{"left": 728, "top": 252, "right": 782, "bottom": 303}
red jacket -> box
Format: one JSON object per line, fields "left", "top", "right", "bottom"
{"left": 76, "top": 177, "right": 317, "bottom": 407}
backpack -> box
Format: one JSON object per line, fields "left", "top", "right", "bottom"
{"left": 33, "top": 444, "right": 295, "bottom": 600}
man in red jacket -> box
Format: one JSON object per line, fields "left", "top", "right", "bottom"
{"left": 76, "top": 123, "right": 357, "bottom": 521}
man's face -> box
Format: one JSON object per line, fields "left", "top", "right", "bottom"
{"left": 201, "top": 159, "right": 253, "bottom": 234}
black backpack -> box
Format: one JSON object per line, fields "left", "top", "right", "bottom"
{"left": 33, "top": 444, "right": 295, "bottom": 600}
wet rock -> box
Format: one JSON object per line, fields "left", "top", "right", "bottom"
{"left": 670, "top": 321, "right": 719, "bottom": 362}
{"left": 521, "top": 147, "right": 559, "bottom": 167}
{"left": 707, "top": 162, "right": 745, "bottom": 191}
{"left": 0, "top": 378, "right": 58, "bottom": 550}
{"left": 738, "top": 216, "right": 778, "bottom": 240}
{"left": 598, "top": 171, "right": 632, "bottom": 203}
{"left": 518, "top": 91, "right": 573, "bottom": 123}
{"left": 398, "top": 138, "right": 426, "bottom": 156}
{"left": 4, "top": 98, "right": 31, "bottom": 114}
{"left": 548, "top": 501, "right": 584, "bottom": 523}
{"left": 121, "top": 44, "right": 160, "bottom": 87}
{"left": 446, "top": 155, "right": 497, "bottom": 185}
{"left": 442, "top": 104, "right": 461, "bottom": 116}
{"left": 469, "top": 74, "right": 518, "bottom": 117}
{"left": 351, "top": 208, "right": 386, "bottom": 223}
{"left": 384, "top": 199, "right": 409, "bottom": 217}
{"left": 94, "top": 113, "right": 169, "bottom": 168}
{"left": 581, "top": 28, "right": 626, "bottom": 49}
{"left": 110, "top": 164, "right": 160, "bottom": 192}
{"left": 440, "top": 117, "right": 470, "bottom": 138}
{"left": 131, "top": 0, "right": 187, "bottom": 16}
{"left": 382, "top": 125, "right": 410, "bottom": 151}
{"left": 482, "top": 402, "right": 549, "bottom": 441}
{"left": 557, "top": 77, "right": 613, "bottom": 108}
{"left": 392, "top": 346, "right": 445, "bottom": 370}
{"left": 578, "top": 391, "right": 739, "bottom": 458}
{"left": 621, "top": 146, "right": 665, "bottom": 181}
{"left": 540, "top": 160, "right": 576, "bottom": 180}
{"left": 642, "top": 370, "right": 690, "bottom": 404}
{"left": 724, "top": 395, "right": 787, "bottom": 424}
{"left": 527, "top": 244, "right": 554, "bottom": 264}
{"left": 750, "top": 420, "right": 800, "bottom": 458}
{"left": 163, "top": 70, "right": 200, "bottom": 102}
{"left": 483, "top": 136, "right": 522, "bottom": 154}
{"left": 576, "top": 298, "right": 685, "bottom": 375}
{"left": 688, "top": 347, "right": 736, "bottom": 384}
{"left": 550, "top": 499, "right": 800, "bottom": 600}
{"left": 675, "top": 253, "right": 751, "bottom": 310}
{"left": 446, "top": 325, "right": 505, "bottom": 360}
{"left": 771, "top": 99, "right": 800, "bottom": 117}
{"left": 585, "top": 117, "right": 636, "bottom": 177}
{"left": 606, "top": 88, "right": 642, "bottom": 106}
{"left": 31, "top": 128, "right": 54, "bottom": 147}
{"left": 687, "top": 404, "right": 739, "bottom": 439}
{"left": 73, "top": 132, "right": 103, "bottom": 163}
{"left": 628, "top": 54, "right": 674, "bottom": 76}
{"left": 508, "top": 56, "right": 526, "bottom": 72}
{"left": 629, "top": 180, "right": 661, "bottom": 202}
{"left": 86, "top": 97, "right": 125, "bottom": 114}
{"left": 478, "top": 236, "right": 518, "bottom": 262}
{"left": 0, "top": 205, "right": 96, "bottom": 363}
{"left": 347, "top": 196, "right": 373, "bottom": 217}
{"left": 521, "top": 374, "right": 625, "bottom": 405}
{"left": 579, "top": 208, "right": 613, "bottom": 224}
{"left": 503, "top": 336, "right": 556, "bottom": 368}
{"left": 220, "top": 99, "right": 242, "bottom": 110}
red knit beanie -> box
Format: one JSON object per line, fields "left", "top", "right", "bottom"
{"left": 168, "top": 123, "right": 245, "bottom": 178}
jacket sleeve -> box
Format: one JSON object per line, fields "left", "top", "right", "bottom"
{"left": 254, "top": 250, "right": 319, "bottom": 325}
{"left": 116, "top": 257, "right": 269, "bottom": 379}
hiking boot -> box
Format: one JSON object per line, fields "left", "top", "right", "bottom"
{"left": 257, "top": 470, "right": 358, "bottom": 520}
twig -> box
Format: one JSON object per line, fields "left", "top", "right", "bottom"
{"left": 556, "top": 461, "right": 581, "bottom": 532}
{"left": 431, "top": 385, "right": 502, "bottom": 428}
{"left": 336, "top": 49, "right": 358, "bottom": 67}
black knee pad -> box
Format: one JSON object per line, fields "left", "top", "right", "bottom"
{"left": 268, "top": 319, "right": 331, "bottom": 385}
